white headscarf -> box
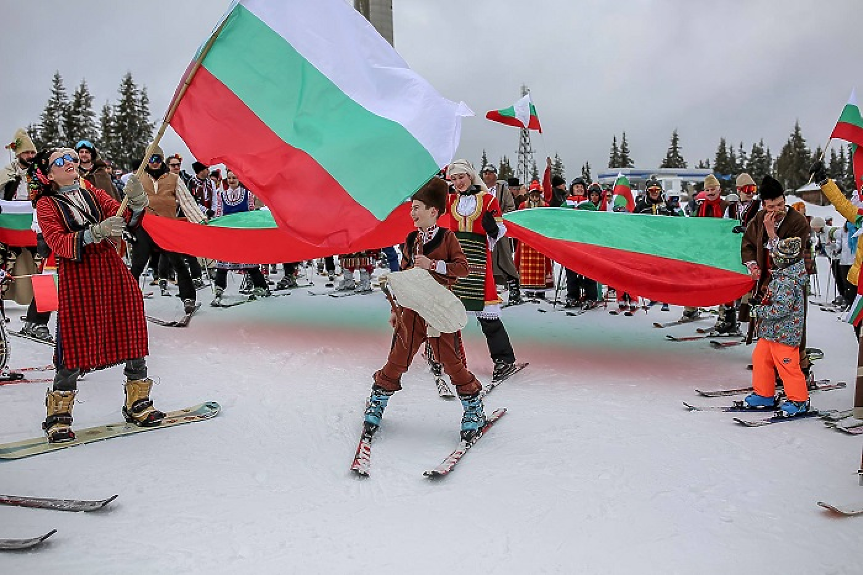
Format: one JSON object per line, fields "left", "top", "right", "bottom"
{"left": 446, "top": 159, "right": 488, "bottom": 192}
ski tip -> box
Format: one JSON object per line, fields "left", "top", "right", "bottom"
{"left": 682, "top": 402, "right": 698, "bottom": 411}
{"left": 350, "top": 468, "right": 369, "bottom": 478}
{"left": 100, "top": 494, "right": 120, "bottom": 508}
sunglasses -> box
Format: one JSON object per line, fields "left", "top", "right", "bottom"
{"left": 168, "top": 163, "right": 181, "bottom": 168}
{"left": 51, "top": 153, "right": 79, "bottom": 168}
{"left": 149, "top": 155, "right": 163, "bottom": 164}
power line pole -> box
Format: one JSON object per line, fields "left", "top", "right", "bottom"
{"left": 516, "top": 84, "right": 535, "bottom": 182}
{"left": 354, "top": 0, "right": 394, "bottom": 46}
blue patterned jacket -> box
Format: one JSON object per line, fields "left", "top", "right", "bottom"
{"left": 751, "top": 260, "right": 806, "bottom": 347}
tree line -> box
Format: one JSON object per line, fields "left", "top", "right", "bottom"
{"left": 27, "top": 71, "right": 155, "bottom": 171}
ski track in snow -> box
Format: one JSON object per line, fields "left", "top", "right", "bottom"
{"left": 1, "top": 258, "right": 861, "bottom": 574}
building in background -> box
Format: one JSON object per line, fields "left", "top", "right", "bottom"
{"left": 354, "top": 0, "right": 394, "bottom": 46}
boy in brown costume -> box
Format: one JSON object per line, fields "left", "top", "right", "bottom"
{"left": 364, "top": 177, "right": 487, "bottom": 442}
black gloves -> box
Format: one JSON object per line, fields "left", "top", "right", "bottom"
{"left": 809, "top": 160, "right": 829, "bottom": 186}
{"left": 206, "top": 209, "right": 215, "bottom": 219}
{"left": 36, "top": 233, "right": 50, "bottom": 259}
{"left": 732, "top": 225, "right": 745, "bottom": 234}
{"left": 481, "top": 211, "right": 499, "bottom": 238}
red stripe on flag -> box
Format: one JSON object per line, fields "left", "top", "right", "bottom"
{"left": 0, "top": 229, "right": 37, "bottom": 247}
{"left": 831, "top": 122, "right": 863, "bottom": 147}
{"left": 485, "top": 111, "right": 543, "bottom": 132}
{"left": 171, "top": 67, "right": 384, "bottom": 248}
{"left": 506, "top": 222, "right": 754, "bottom": 307}
{"left": 31, "top": 274, "right": 59, "bottom": 313}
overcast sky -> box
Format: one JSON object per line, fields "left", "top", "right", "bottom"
{"left": 1, "top": 0, "right": 860, "bottom": 181}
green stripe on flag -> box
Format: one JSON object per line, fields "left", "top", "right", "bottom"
{"left": 208, "top": 211, "right": 278, "bottom": 229}
{"left": 837, "top": 104, "right": 863, "bottom": 127}
{"left": 0, "top": 213, "right": 33, "bottom": 231}
{"left": 203, "top": 6, "right": 439, "bottom": 219}
{"left": 504, "top": 208, "right": 747, "bottom": 274}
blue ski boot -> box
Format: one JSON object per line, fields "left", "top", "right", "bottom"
{"left": 779, "top": 399, "right": 810, "bottom": 417}
{"left": 363, "top": 386, "right": 394, "bottom": 434}
{"left": 459, "top": 393, "right": 487, "bottom": 443}
{"left": 744, "top": 393, "right": 777, "bottom": 409}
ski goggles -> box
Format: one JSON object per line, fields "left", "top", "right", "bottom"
{"left": 148, "top": 154, "right": 163, "bottom": 164}
{"left": 737, "top": 184, "right": 756, "bottom": 195}
{"left": 75, "top": 140, "right": 94, "bottom": 151}
{"left": 51, "top": 153, "right": 79, "bottom": 168}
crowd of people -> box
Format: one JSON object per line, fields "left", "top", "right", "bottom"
{"left": 1, "top": 125, "right": 861, "bottom": 442}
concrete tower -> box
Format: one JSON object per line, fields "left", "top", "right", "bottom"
{"left": 354, "top": 0, "right": 394, "bottom": 46}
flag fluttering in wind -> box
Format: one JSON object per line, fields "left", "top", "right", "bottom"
{"left": 830, "top": 89, "right": 863, "bottom": 190}
{"left": 503, "top": 209, "right": 753, "bottom": 306}
{"left": 486, "top": 94, "right": 542, "bottom": 132}
{"left": 170, "top": 0, "right": 471, "bottom": 247}
{"left": 612, "top": 173, "right": 635, "bottom": 213}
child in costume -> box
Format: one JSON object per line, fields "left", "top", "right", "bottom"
{"left": 364, "top": 178, "right": 487, "bottom": 441}
{"left": 744, "top": 237, "right": 810, "bottom": 415}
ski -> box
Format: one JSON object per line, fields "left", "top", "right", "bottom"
{"left": 733, "top": 410, "right": 821, "bottom": 427}
{"left": 666, "top": 334, "right": 742, "bottom": 341}
{"left": 709, "top": 340, "right": 743, "bottom": 349}
{"left": 8, "top": 331, "right": 54, "bottom": 347}
{"left": 0, "top": 377, "right": 53, "bottom": 386}
{"left": 423, "top": 408, "right": 507, "bottom": 478}
{"left": 653, "top": 316, "right": 709, "bottom": 328}
{"left": 146, "top": 302, "right": 201, "bottom": 327}
{"left": 817, "top": 501, "right": 863, "bottom": 516}
{"left": 13, "top": 365, "right": 54, "bottom": 372}
{"left": 0, "top": 494, "right": 117, "bottom": 512}
{"left": 0, "top": 401, "right": 220, "bottom": 460}
{"left": 329, "top": 289, "right": 375, "bottom": 298}
{"left": 481, "top": 362, "right": 529, "bottom": 397}
{"left": 821, "top": 409, "right": 854, "bottom": 422}
{"left": 349, "top": 429, "right": 375, "bottom": 477}
{"left": 695, "top": 379, "right": 842, "bottom": 397}
{"left": 683, "top": 401, "right": 776, "bottom": 412}
{"left": 826, "top": 418, "right": 863, "bottom": 434}
{"left": 0, "top": 530, "right": 57, "bottom": 551}
{"left": 272, "top": 282, "right": 314, "bottom": 293}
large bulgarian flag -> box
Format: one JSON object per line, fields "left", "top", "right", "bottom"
{"left": 0, "top": 200, "right": 37, "bottom": 246}
{"left": 503, "top": 209, "right": 753, "bottom": 306}
{"left": 830, "top": 89, "right": 863, "bottom": 190}
{"left": 612, "top": 173, "right": 635, "bottom": 213}
{"left": 170, "top": 0, "right": 471, "bottom": 248}
{"left": 486, "top": 94, "right": 542, "bottom": 133}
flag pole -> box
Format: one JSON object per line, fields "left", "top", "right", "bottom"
{"left": 116, "top": 16, "right": 230, "bottom": 217}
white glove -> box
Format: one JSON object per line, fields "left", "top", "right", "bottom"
{"left": 89, "top": 216, "right": 126, "bottom": 243}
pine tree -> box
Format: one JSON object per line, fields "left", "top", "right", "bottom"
{"left": 38, "top": 71, "right": 69, "bottom": 148}
{"left": 608, "top": 136, "right": 620, "bottom": 168}
{"left": 480, "top": 149, "right": 489, "bottom": 171}
{"left": 828, "top": 147, "right": 842, "bottom": 179}
{"left": 111, "top": 73, "right": 154, "bottom": 170}
{"left": 552, "top": 153, "right": 565, "bottom": 180}
{"left": 619, "top": 132, "right": 634, "bottom": 168}
{"left": 660, "top": 129, "right": 687, "bottom": 168}
{"left": 98, "top": 102, "right": 117, "bottom": 162}
{"left": 746, "top": 139, "right": 771, "bottom": 183}
{"left": 843, "top": 143, "right": 857, "bottom": 193}
{"left": 64, "top": 79, "right": 98, "bottom": 146}
{"left": 736, "top": 142, "right": 747, "bottom": 173}
{"left": 696, "top": 158, "right": 710, "bottom": 169}
{"left": 498, "top": 155, "right": 513, "bottom": 181}
{"left": 581, "top": 161, "right": 592, "bottom": 184}
{"left": 136, "top": 86, "right": 155, "bottom": 157}
{"left": 775, "top": 120, "right": 810, "bottom": 191}
{"left": 713, "top": 138, "right": 731, "bottom": 175}
{"left": 728, "top": 146, "right": 738, "bottom": 177}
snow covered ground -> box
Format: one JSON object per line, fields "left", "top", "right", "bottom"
{"left": 1, "top": 257, "right": 861, "bottom": 574}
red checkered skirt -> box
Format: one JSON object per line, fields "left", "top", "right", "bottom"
{"left": 515, "top": 242, "right": 553, "bottom": 289}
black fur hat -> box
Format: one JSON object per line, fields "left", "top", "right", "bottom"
{"left": 760, "top": 175, "right": 784, "bottom": 201}
{"left": 411, "top": 177, "right": 448, "bottom": 214}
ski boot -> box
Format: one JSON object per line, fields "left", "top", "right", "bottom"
{"left": 250, "top": 287, "right": 270, "bottom": 300}
{"left": 210, "top": 287, "right": 224, "bottom": 307}
{"left": 192, "top": 277, "right": 205, "bottom": 289}
{"left": 183, "top": 298, "right": 197, "bottom": 315}
{"left": 276, "top": 275, "right": 298, "bottom": 290}
{"left": 357, "top": 269, "right": 372, "bottom": 292}
{"left": 30, "top": 323, "right": 54, "bottom": 343}
{"left": 779, "top": 398, "right": 810, "bottom": 417}
{"left": 43, "top": 389, "right": 76, "bottom": 443}
{"left": 744, "top": 393, "right": 778, "bottom": 409}
{"left": 459, "top": 393, "right": 487, "bottom": 443}
{"left": 316, "top": 260, "right": 325, "bottom": 276}
{"left": 364, "top": 385, "right": 394, "bottom": 434}
{"left": 123, "top": 378, "right": 165, "bottom": 426}
{"left": 582, "top": 299, "right": 598, "bottom": 311}
{"left": 661, "top": 303, "right": 670, "bottom": 312}
{"left": 492, "top": 360, "right": 517, "bottom": 383}
{"left": 680, "top": 308, "right": 701, "bottom": 322}
{"left": 337, "top": 271, "right": 356, "bottom": 291}
{"left": 507, "top": 279, "right": 522, "bottom": 305}
{"left": 159, "top": 279, "right": 170, "bottom": 296}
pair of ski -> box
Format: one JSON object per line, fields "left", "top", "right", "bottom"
{"left": 685, "top": 402, "right": 823, "bottom": 426}
{"left": 665, "top": 333, "right": 742, "bottom": 342}
{"left": 694, "top": 379, "right": 844, "bottom": 398}
{"left": 0, "top": 494, "right": 118, "bottom": 550}
{"left": 349, "top": 408, "right": 507, "bottom": 478}
{"left": 145, "top": 302, "right": 201, "bottom": 327}
{"left": 211, "top": 292, "right": 290, "bottom": 309}
{"left": 430, "top": 360, "right": 529, "bottom": 399}
{"left": 653, "top": 316, "right": 710, "bottom": 328}
{"left": 0, "top": 364, "right": 55, "bottom": 385}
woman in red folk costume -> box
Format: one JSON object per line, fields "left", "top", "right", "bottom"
{"left": 514, "top": 182, "right": 554, "bottom": 299}
{"left": 443, "top": 160, "right": 518, "bottom": 382}
{"left": 29, "top": 148, "right": 162, "bottom": 443}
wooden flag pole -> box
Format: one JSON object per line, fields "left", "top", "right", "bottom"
{"left": 116, "top": 16, "right": 230, "bottom": 217}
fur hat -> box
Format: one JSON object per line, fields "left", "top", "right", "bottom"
{"left": 192, "top": 161, "right": 208, "bottom": 174}
{"left": 703, "top": 174, "right": 720, "bottom": 189}
{"left": 771, "top": 237, "right": 802, "bottom": 268}
{"left": 507, "top": 177, "right": 520, "bottom": 187}
{"left": 760, "top": 175, "right": 784, "bottom": 201}
{"left": 6, "top": 128, "right": 36, "bottom": 156}
{"left": 735, "top": 173, "right": 756, "bottom": 188}
{"left": 411, "top": 177, "right": 448, "bottom": 214}
{"left": 551, "top": 175, "right": 566, "bottom": 187}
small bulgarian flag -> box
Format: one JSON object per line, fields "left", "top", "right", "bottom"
{"left": 0, "top": 200, "right": 37, "bottom": 247}
{"left": 845, "top": 294, "right": 863, "bottom": 327}
{"left": 830, "top": 89, "right": 863, "bottom": 190}
{"left": 486, "top": 94, "right": 542, "bottom": 132}
{"left": 171, "top": 0, "right": 471, "bottom": 248}
{"left": 31, "top": 273, "right": 58, "bottom": 313}
{"left": 612, "top": 173, "right": 635, "bottom": 213}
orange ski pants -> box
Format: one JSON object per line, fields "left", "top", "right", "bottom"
{"left": 751, "top": 339, "right": 808, "bottom": 402}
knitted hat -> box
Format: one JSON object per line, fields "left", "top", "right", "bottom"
{"left": 411, "top": 177, "right": 448, "bottom": 214}
{"left": 809, "top": 216, "right": 826, "bottom": 230}
{"left": 703, "top": 174, "right": 720, "bottom": 189}
{"left": 192, "top": 161, "right": 208, "bottom": 174}
{"left": 6, "top": 128, "right": 36, "bottom": 156}
{"left": 771, "top": 237, "right": 802, "bottom": 268}
{"left": 735, "top": 173, "right": 756, "bottom": 187}
{"left": 760, "top": 175, "right": 784, "bottom": 201}
{"left": 551, "top": 175, "right": 566, "bottom": 187}
{"left": 148, "top": 144, "right": 165, "bottom": 160}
